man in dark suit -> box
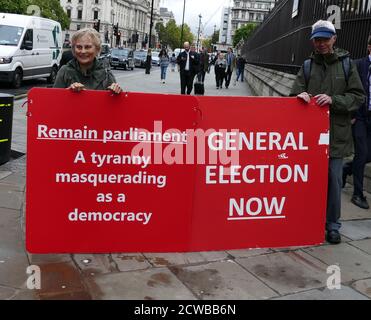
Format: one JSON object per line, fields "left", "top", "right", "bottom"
{"left": 177, "top": 42, "right": 199, "bottom": 95}
{"left": 343, "top": 35, "right": 371, "bottom": 209}
{"left": 225, "top": 47, "right": 236, "bottom": 89}
{"left": 59, "top": 48, "right": 74, "bottom": 69}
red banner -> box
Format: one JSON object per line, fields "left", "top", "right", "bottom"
{"left": 26, "top": 88, "right": 329, "bottom": 253}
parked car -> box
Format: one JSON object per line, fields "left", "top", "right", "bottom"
{"left": 98, "top": 43, "right": 111, "bottom": 71}
{"left": 134, "top": 50, "right": 147, "bottom": 68}
{"left": 110, "top": 48, "right": 134, "bottom": 70}
{"left": 151, "top": 51, "right": 160, "bottom": 66}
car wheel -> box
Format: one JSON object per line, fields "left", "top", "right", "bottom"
{"left": 12, "top": 68, "right": 22, "bottom": 89}
{"left": 47, "top": 66, "right": 58, "bottom": 84}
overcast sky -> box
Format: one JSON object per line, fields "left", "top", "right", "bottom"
{"left": 160, "top": 0, "right": 232, "bottom": 36}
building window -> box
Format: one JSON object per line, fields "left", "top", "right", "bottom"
{"left": 78, "top": 0, "right": 83, "bottom": 3}
{"left": 94, "top": 10, "right": 98, "bottom": 20}
{"left": 77, "top": 24, "right": 81, "bottom": 30}
{"left": 66, "top": 9, "right": 71, "bottom": 18}
{"left": 95, "top": 0, "right": 99, "bottom": 4}
{"left": 77, "top": 10, "right": 82, "bottom": 19}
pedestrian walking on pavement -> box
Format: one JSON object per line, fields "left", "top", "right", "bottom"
{"left": 214, "top": 52, "right": 227, "bottom": 90}
{"left": 236, "top": 54, "right": 247, "bottom": 83}
{"left": 170, "top": 53, "right": 177, "bottom": 72}
{"left": 177, "top": 42, "right": 200, "bottom": 95}
{"left": 53, "top": 28, "right": 122, "bottom": 94}
{"left": 159, "top": 49, "right": 170, "bottom": 84}
{"left": 197, "top": 48, "right": 210, "bottom": 83}
{"left": 342, "top": 35, "right": 371, "bottom": 210}
{"left": 145, "top": 49, "right": 152, "bottom": 75}
{"left": 225, "top": 47, "right": 236, "bottom": 89}
{"left": 290, "top": 20, "right": 365, "bottom": 244}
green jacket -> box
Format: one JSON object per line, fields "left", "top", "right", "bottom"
{"left": 54, "top": 58, "right": 116, "bottom": 90}
{"left": 290, "top": 48, "right": 365, "bottom": 158}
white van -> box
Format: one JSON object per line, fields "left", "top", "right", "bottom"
{"left": 173, "top": 48, "right": 184, "bottom": 58}
{"left": 0, "top": 13, "right": 62, "bottom": 88}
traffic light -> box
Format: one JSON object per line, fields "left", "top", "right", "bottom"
{"left": 116, "top": 32, "right": 121, "bottom": 46}
{"left": 144, "top": 34, "right": 148, "bottom": 44}
{"left": 135, "top": 33, "right": 139, "bottom": 43}
{"left": 93, "top": 19, "right": 100, "bottom": 32}
{"left": 113, "top": 23, "right": 118, "bottom": 36}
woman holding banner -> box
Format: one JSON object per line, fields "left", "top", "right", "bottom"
{"left": 54, "top": 28, "right": 122, "bottom": 94}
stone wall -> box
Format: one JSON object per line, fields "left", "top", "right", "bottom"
{"left": 245, "top": 63, "right": 296, "bottom": 97}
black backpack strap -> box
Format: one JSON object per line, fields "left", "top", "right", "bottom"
{"left": 303, "top": 59, "right": 312, "bottom": 89}
{"left": 341, "top": 56, "right": 351, "bottom": 85}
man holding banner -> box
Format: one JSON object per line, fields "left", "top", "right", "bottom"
{"left": 290, "top": 20, "right": 365, "bottom": 244}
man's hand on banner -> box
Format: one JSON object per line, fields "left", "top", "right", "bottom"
{"left": 297, "top": 92, "right": 311, "bottom": 103}
{"left": 315, "top": 94, "right": 332, "bottom": 107}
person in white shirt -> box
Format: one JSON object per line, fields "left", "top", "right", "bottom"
{"left": 177, "top": 42, "right": 200, "bottom": 94}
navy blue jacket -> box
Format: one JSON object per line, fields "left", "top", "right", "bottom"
{"left": 177, "top": 50, "right": 199, "bottom": 74}
{"left": 355, "top": 57, "right": 371, "bottom": 119}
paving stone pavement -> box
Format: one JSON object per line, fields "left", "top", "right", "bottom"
{"left": 0, "top": 69, "right": 370, "bottom": 300}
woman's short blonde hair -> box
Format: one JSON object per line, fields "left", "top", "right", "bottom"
{"left": 71, "top": 28, "right": 102, "bottom": 56}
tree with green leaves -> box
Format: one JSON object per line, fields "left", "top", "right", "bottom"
{"left": 233, "top": 23, "right": 257, "bottom": 47}
{"left": 164, "top": 19, "right": 180, "bottom": 49}
{"left": 202, "top": 29, "right": 219, "bottom": 50}
{"left": 181, "top": 23, "right": 194, "bottom": 47}
{"left": 0, "top": 0, "right": 29, "bottom": 14}
{"left": 0, "top": 0, "right": 70, "bottom": 30}
{"left": 155, "top": 19, "right": 194, "bottom": 50}
{"left": 27, "top": 0, "right": 70, "bottom": 30}
{"left": 211, "top": 30, "right": 219, "bottom": 44}
{"left": 155, "top": 22, "right": 166, "bottom": 42}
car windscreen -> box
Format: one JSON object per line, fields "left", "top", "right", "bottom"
{"left": 101, "top": 45, "right": 110, "bottom": 54}
{"left": 0, "top": 25, "right": 24, "bottom": 46}
{"left": 134, "top": 52, "right": 146, "bottom": 58}
{"left": 112, "top": 49, "right": 129, "bottom": 57}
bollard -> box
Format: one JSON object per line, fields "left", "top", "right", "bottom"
{"left": 0, "top": 93, "right": 14, "bottom": 165}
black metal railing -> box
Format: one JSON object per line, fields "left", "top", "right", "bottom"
{"left": 241, "top": 0, "right": 371, "bottom": 74}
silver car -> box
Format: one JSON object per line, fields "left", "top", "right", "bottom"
{"left": 151, "top": 51, "right": 160, "bottom": 66}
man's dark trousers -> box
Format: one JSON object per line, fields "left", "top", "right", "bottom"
{"left": 225, "top": 66, "right": 232, "bottom": 88}
{"left": 180, "top": 70, "right": 194, "bottom": 95}
{"left": 236, "top": 67, "right": 244, "bottom": 82}
{"left": 327, "top": 158, "right": 343, "bottom": 231}
{"left": 344, "top": 118, "right": 371, "bottom": 196}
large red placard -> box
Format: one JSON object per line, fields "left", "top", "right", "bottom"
{"left": 26, "top": 88, "right": 329, "bottom": 253}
